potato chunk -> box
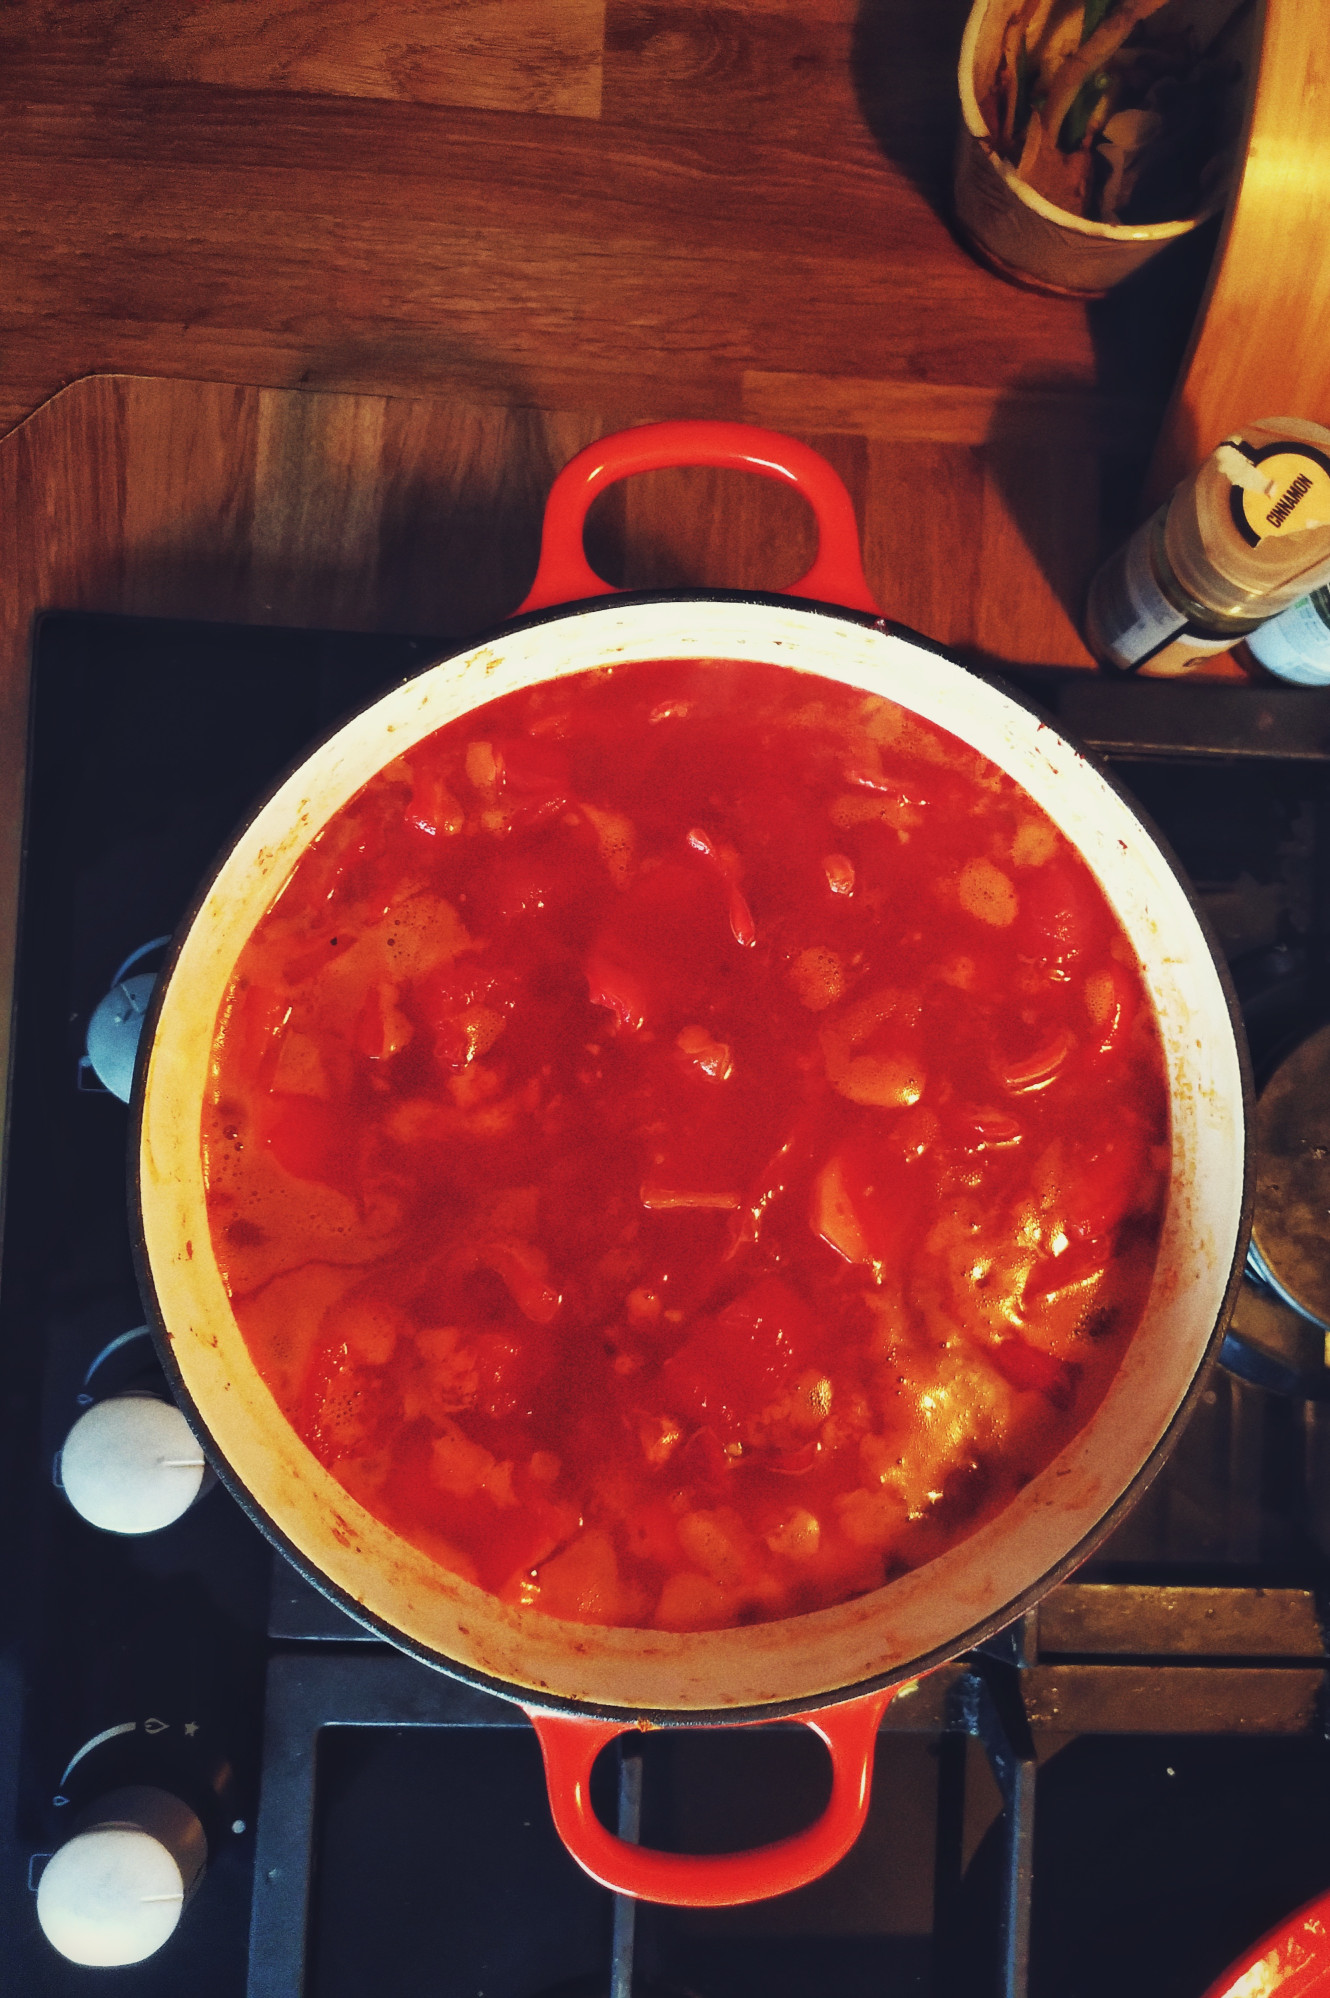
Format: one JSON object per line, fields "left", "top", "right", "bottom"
{"left": 789, "top": 946, "right": 845, "bottom": 1011}
{"left": 958, "top": 858, "right": 1018, "bottom": 928}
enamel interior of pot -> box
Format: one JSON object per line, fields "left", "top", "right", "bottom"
{"left": 138, "top": 600, "right": 1246, "bottom": 1716}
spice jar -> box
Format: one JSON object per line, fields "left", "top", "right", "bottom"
{"left": 1084, "top": 419, "right": 1330, "bottom": 677}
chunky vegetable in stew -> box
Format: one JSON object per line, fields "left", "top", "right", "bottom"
{"left": 202, "top": 659, "right": 1170, "bottom": 1631}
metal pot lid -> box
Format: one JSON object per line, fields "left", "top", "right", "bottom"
{"left": 1250, "top": 1021, "right": 1330, "bottom": 1330}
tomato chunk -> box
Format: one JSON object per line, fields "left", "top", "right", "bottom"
{"left": 660, "top": 1278, "right": 820, "bottom": 1446}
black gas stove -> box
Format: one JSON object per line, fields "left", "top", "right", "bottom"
{"left": 5, "top": 611, "right": 1330, "bottom": 1998}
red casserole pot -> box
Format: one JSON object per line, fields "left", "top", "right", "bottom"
{"left": 134, "top": 421, "right": 1251, "bottom": 1908}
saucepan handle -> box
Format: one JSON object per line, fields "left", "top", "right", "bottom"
{"left": 512, "top": 419, "right": 882, "bottom": 618}
{"left": 525, "top": 1686, "right": 892, "bottom": 1907}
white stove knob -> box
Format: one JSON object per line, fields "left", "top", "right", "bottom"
{"left": 84, "top": 971, "right": 158, "bottom": 1102}
{"left": 36, "top": 1787, "right": 206, "bottom": 1967}
{"left": 59, "top": 1392, "right": 209, "bottom": 1535}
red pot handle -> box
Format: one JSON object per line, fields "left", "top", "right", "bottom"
{"left": 512, "top": 419, "right": 881, "bottom": 618}
{"left": 525, "top": 1686, "right": 893, "bottom": 1907}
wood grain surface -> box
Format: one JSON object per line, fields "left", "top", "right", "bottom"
{"left": 3, "top": 0, "right": 1322, "bottom": 448}
{"left": 0, "top": 0, "right": 1134, "bottom": 434}
{"left": 1149, "top": 0, "right": 1330, "bottom": 496}
{"left": 99, "top": 0, "right": 608, "bottom": 118}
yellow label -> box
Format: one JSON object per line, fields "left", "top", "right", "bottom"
{"left": 1234, "top": 450, "right": 1330, "bottom": 542}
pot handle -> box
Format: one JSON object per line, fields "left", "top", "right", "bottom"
{"left": 512, "top": 420, "right": 881, "bottom": 618}
{"left": 525, "top": 1686, "right": 893, "bottom": 1907}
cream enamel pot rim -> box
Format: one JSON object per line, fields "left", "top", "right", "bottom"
{"left": 133, "top": 420, "right": 1252, "bottom": 1910}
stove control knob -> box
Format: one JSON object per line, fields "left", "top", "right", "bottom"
{"left": 36, "top": 1786, "right": 206, "bottom": 1966}
{"left": 84, "top": 972, "right": 158, "bottom": 1102}
{"left": 59, "top": 1392, "right": 210, "bottom": 1535}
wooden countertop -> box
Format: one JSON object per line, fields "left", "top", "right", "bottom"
{"left": 5, "top": 0, "right": 1328, "bottom": 602}
{"left": 0, "top": 0, "right": 1233, "bottom": 666}
{"left": 1, "top": 0, "right": 1124, "bottom": 438}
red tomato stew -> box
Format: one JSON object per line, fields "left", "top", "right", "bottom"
{"left": 201, "top": 659, "right": 1170, "bottom": 1631}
